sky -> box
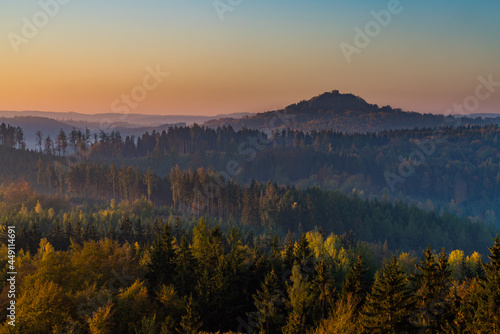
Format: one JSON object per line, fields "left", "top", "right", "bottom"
{"left": 1, "top": 0, "right": 499, "bottom": 116}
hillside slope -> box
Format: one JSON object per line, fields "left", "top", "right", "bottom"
{"left": 204, "top": 90, "right": 499, "bottom": 132}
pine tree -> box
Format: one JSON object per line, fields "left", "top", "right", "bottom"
{"left": 282, "top": 232, "right": 295, "bottom": 271}
{"left": 44, "top": 135, "right": 54, "bottom": 155}
{"left": 49, "top": 222, "right": 68, "bottom": 250}
{"left": 282, "top": 312, "right": 306, "bottom": 334}
{"left": 28, "top": 221, "right": 42, "bottom": 254}
{"left": 35, "top": 130, "right": 43, "bottom": 152}
{"left": 313, "top": 260, "right": 336, "bottom": 320}
{"left": 174, "top": 234, "right": 197, "bottom": 296}
{"left": 241, "top": 188, "right": 260, "bottom": 226}
{"left": 252, "top": 270, "right": 286, "bottom": 334}
{"left": 119, "top": 217, "right": 134, "bottom": 243}
{"left": 134, "top": 218, "right": 145, "bottom": 244}
{"left": 144, "top": 166, "right": 157, "bottom": 202}
{"left": 342, "top": 255, "right": 368, "bottom": 297}
{"left": 36, "top": 158, "right": 44, "bottom": 188}
{"left": 283, "top": 265, "right": 315, "bottom": 334}
{"left": 133, "top": 314, "right": 158, "bottom": 334}
{"left": 294, "top": 233, "right": 314, "bottom": 277}
{"left": 178, "top": 296, "right": 202, "bottom": 334}
{"left": 85, "top": 222, "right": 98, "bottom": 241}
{"left": 436, "top": 248, "right": 454, "bottom": 330}
{"left": 146, "top": 223, "right": 177, "bottom": 289}
{"left": 361, "top": 257, "right": 414, "bottom": 333}
{"left": 412, "top": 246, "right": 453, "bottom": 332}
{"left": 270, "top": 233, "right": 280, "bottom": 256}
{"left": 109, "top": 163, "right": 118, "bottom": 200}
{"left": 342, "top": 254, "right": 368, "bottom": 314}
{"left": 106, "top": 224, "right": 116, "bottom": 240}
{"left": 74, "top": 220, "right": 83, "bottom": 244}
{"left": 476, "top": 235, "right": 500, "bottom": 332}
{"left": 56, "top": 129, "right": 68, "bottom": 156}
{"left": 65, "top": 222, "right": 74, "bottom": 242}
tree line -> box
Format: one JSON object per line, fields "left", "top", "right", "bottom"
{"left": 77, "top": 123, "right": 500, "bottom": 226}
{"left": 1, "top": 217, "right": 499, "bottom": 333}
{"left": 0, "top": 160, "right": 494, "bottom": 253}
{"left": 9, "top": 122, "right": 500, "bottom": 229}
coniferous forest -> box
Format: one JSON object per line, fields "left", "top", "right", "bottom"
{"left": 0, "top": 122, "right": 499, "bottom": 333}
{"left": 3, "top": 0, "right": 500, "bottom": 331}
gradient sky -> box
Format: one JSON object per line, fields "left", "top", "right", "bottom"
{"left": 1, "top": 0, "right": 499, "bottom": 116}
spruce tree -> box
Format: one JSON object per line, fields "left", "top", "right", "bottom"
{"left": 294, "top": 233, "right": 315, "bottom": 277}
{"left": 146, "top": 223, "right": 177, "bottom": 289}
{"left": 241, "top": 188, "right": 260, "bottom": 226}
{"left": 178, "top": 295, "right": 202, "bottom": 334}
{"left": 269, "top": 233, "right": 282, "bottom": 271}
{"left": 283, "top": 265, "right": 315, "bottom": 334}
{"left": 476, "top": 235, "right": 500, "bottom": 332}
{"left": 49, "top": 222, "right": 67, "bottom": 250}
{"left": 282, "top": 312, "right": 306, "bottom": 334}
{"left": 361, "top": 257, "right": 414, "bottom": 333}
{"left": 342, "top": 255, "right": 368, "bottom": 298}
{"left": 435, "top": 248, "right": 454, "bottom": 330}
{"left": 106, "top": 224, "right": 116, "bottom": 240}
{"left": 192, "top": 217, "right": 210, "bottom": 264}
{"left": 174, "top": 234, "right": 197, "bottom": 296}
{"left": 412, "top": 246, "right": 453, "bottom": 332}
{"left": 283, "top": 232, "right": 295, "bottom": 272}
{"left": 252, "top": 270, "right": 286, "bottom": 334}
{"left": 119, "top": 217, "right": 134, "bottom": 243}
{"left": 342, "top": 254, "right": 368, "bottom": 314}
{"left": 134, "top": 218, "right": 145, "bottom": 244}
{"left": 313, "top": 260, "right": 336, "bottom": 320}
{"left": 28, "top": 221, "right": 42, "bottom": 254}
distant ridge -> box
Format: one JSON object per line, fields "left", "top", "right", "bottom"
{"left": 2, "top": 91, "right": 498, "bottom": 140}
{"left": 0, "top": 110, "right": 256, "bottom": 149}
{"left": 204, "top": 90, "right": 500, "bottom": 133}
{"left": 0, "top": 110, "right": 255, "bottom": 128}
{"left": 459, "top": 113, "right": 500, "bottom": 119}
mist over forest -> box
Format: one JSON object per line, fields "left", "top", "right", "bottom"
{"left": 1, "top": 90, "right": 500, "bottom": 332}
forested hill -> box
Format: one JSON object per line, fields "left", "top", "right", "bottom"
{"left": 4, "top": 118, "right": 500, "bottom": 228}
{"left": 204, "top": 90, "right": 499, "bottom": 133}
{"left": 1, "top": 120, "right": 499, "bottom": 252}
{"left": 67, "top": 123, "right": 500, "bottom": 228}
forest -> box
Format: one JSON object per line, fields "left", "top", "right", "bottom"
{"left": 0, "top": 217, "right": 499, "bottom": 333}
{"left": 9, "top": 121, "right": 500, "bottom": 227}
{"left": 0, "top": 121, "right": 500, "bottom": 333}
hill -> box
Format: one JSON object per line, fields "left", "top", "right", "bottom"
{"left": 204, "top": 90, "right": 499, "bottom": 132}
{"left": 0, "top": 110, "right": 254, "bottom": 128}
{"left": 0, "top": 116, "right": 185, "bottom": 150}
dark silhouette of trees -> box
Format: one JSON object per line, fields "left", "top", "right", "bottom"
{"left": 361, "top": 257, "right": 415, "bottom": 333}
